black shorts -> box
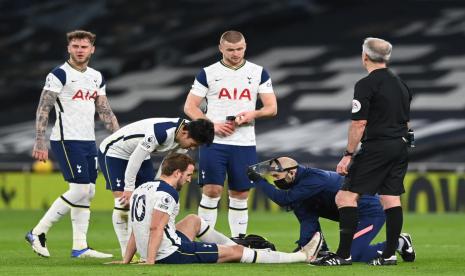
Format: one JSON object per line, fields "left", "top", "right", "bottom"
{"left": 342, "top": 138, "right": 408, "bottom": 196}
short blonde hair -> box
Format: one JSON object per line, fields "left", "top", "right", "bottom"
{"left": 220, "top": 30, "right": 245, "bottom": 44}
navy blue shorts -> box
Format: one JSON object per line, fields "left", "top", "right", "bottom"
{"left": 98, "top": 151, "right": 155, "bottom": 191}
{"left": 198, "top": 143, "right": 257, "bottom": 191}
{"left": 158, "top": 231, "right": 218, "bottom": 264}
{"left": 50, "top": 140, "right": 98, "bottom": 184}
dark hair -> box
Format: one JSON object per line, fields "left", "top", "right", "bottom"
{"left": 185, "top": 119, "right": 214, "bottom": 145}
{"left": 67, "top": 30, "right": 96, "bottom": 45}
{"left": 161, "top": 153, "right": 195, "bottom": 176}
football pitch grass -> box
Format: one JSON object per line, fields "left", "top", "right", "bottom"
{"left": 1, "top": 210, "right": 464, "bottom": 275}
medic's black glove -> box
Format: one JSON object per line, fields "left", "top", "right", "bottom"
{"left": 247, "top": 167, "right": 263, "bottom": 182}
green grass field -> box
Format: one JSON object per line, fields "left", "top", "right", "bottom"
{"left": 1, "top": 210, "right": 464, "bottom": 275}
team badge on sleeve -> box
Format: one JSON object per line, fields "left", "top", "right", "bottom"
{"left": 352, "top": 99, "right": 361, "bottom": 113}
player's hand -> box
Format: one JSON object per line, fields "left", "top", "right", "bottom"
{"left": 119, "top": 191, "right": 133, "bottom": 206}
{"left": 235, "top": 111, "right": 255, "bottom": 125}
{"left": 214, "top": 122, "right": 235, "bottom": 137}
{"left": 247, "top": 167, "right": 263, "bottom": 182}
{"left": 336, "top": 156, "right": 351, "bottom": 176}
{"left": 32, "top": 140, "right": 48, "bottom": 162}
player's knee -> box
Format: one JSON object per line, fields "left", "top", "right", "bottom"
{"left": 184, "top": 214, "right": 201, "bottom": 225}
{"left": 64, "top": 183, "right": 91, "bottom": 203}
{"left": 203, "top": 185, "right": 223, "bottom": 198}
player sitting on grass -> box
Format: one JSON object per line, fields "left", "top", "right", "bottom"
{"left": 111, "top": 153, "right": 323, "bottom": 265}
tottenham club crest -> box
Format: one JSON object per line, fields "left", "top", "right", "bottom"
{"left": 351, "top": 99, "right": 361, "bottom": 113}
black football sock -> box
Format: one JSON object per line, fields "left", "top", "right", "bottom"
{"left": 382, "top": 206, "right": 403, "bottom": 258}
{"left": 336, "top": 206, "right": 358, "bottom": 259}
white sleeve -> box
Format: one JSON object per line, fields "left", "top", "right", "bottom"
{"left": 43, "top": 73, "right": 64, "bottom": 93}
{"left": 153, "top": 192, "right": 177, "bottom": 214}
{"left": 98, "top": 73, "right": 106, "bottom": 96}
{"left": 190, "top": 79, "right": 208, "bottom": 97}
{"left": 258, "top": 78, "right": 274, "bottom": 94}
{"left": 124, "top": 146, "right": 151, "bottom": 191}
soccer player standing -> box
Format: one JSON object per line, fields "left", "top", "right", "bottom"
{"left": 184, "top": 30, "right": 277, "bottom": 238}
{"left": 26, "top": 30, "right": 119, "bottom": 258}
{"left": 313, "top": 38, "right": 413, "bottom": 266}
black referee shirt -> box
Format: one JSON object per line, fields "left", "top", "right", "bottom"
{"left": 351, "top": 68, "right": 412, "bottom": 142}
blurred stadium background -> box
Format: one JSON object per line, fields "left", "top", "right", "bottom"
{"left": 0, "top": 0, "right": 464, "bottom": 212}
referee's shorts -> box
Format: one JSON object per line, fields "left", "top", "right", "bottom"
{"left": 342, "top": 138, "right": 408, "bottom": 196}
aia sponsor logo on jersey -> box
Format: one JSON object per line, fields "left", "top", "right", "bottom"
{"left": 72, "top": 90, "right": 98, "bottom": 100}
{"left": 218, "top": 88, "right": 251, "bottom": 100}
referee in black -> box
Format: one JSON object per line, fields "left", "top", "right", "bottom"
{"left": 313, "top": 37, "right": 412, "bottom": 266}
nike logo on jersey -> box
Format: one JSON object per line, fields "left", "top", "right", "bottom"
{"left": 215, "top": 78, "right": 222, "bottom": 81}
{"left": 71, "top": 80, "right": 78, "bottom": 82}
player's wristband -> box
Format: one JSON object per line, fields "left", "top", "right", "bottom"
{"left": 343, "top": 150, "right": 354, "bottom": 157}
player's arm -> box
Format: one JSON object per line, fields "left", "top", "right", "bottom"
{"left": 121, "top": 145, "right": 151, "bottom": 205}
{"left": 95, "top": 95, "right": 119, "bottom": 133}
{"left": 122, "top": 231, "right": 137, "bottom": 264}
{"left": 184, "top": 92, "right": 208, "bottom": 120}
{"left": 236, "top": 92, "right": 277, "bottom": 125}
{"left": 145, "top": 210, "right": 170, "bottom": 264}
{"left": 184, "top": 92, "right": 234, "bottom": 137}
{"left": 32, "top": 89, "right": 58, "bottom": 162}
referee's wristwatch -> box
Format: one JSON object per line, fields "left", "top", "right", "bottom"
{"left": 343, "top": 150, "right": 354, "bottom": 157}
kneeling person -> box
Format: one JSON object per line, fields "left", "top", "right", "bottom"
{"left": 123, "top": 153, "right": 322, "bottom": 264}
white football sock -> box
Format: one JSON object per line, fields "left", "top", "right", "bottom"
{"left": 198, "top": 194, "right": 220, "bottom": 228}
{"left": 32, "top": 182, "right": 88, "bottom": 235}
{"left": 113, "top": 198, "right": 129, "bottom": 257}
{"left": 71, "top": 207, "right": 90, "bottom": 250}
{"left": 228, "top": 197, "right": 248, "bottom": 237}
{"left": 240, "top": 247, "right": 306, "bottom": 263}
{"left": 197, "top": 217, "right": 236, "bottom": 245}
{"left": 70, "top": 183, "right": 92, "bottom": 250}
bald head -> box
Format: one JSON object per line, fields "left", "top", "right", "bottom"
{"left": 271, "top": 157, "right": 298, "bottom": 171}
{"left": 362, "top": 37, "right": 392, "bottom": 63}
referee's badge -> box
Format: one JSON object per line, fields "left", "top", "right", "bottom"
{"left": 352, "top": 99, "right": 361, "bottom": 113}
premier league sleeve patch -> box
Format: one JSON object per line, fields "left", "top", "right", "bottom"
{"left": 140, "top": 134, "right": 156, "bottom": 152}
{"left": 351, "top": 99, "right": 361, "bottom": 113}
{"left": 154, "top": 194, "right": 174, "bottom": 213}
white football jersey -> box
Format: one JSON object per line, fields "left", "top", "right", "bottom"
{"left": 190, "top": 60, "right": 274, "bottom": 146}
{"left": 44, "top": 62, "right": 106, "bottom": 141}
{"left": 130, "top": 181, "right": 181, "bottom": 261}
{"left": 99, "top": 118, "right": 187, "bottom": 160}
